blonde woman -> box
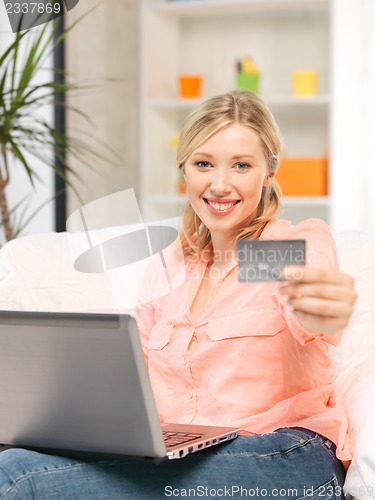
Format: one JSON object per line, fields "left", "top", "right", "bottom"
{"left": 0, "top": 91, "right": 356, "bottom": 498}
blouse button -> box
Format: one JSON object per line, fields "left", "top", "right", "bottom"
{"left": 189, "top": 391, "right": 194, "bottom": 399}
{"left": 183, "top": 357, "right": 188, "bottom": 365}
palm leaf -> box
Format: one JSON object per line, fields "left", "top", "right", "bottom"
{"left": 0, "top": 8, "right": 118, "bottom": 242}
{"left": 9, "top": 140, "right": 37, "bottom": 187}
{"left": 0, "top": 67, "right": 9, "bottom": 110}
{"left": 0, "top": 30, "right": 27, "bottom": 67}
{"left": 13, "top": 188, "right": 66, "bottom": 238}
{"left": 1, "top": 186, "right": 65, "bottom": 239}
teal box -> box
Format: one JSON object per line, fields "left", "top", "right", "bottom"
{"left": 236, "top": 72, "right": 260, "bottom": 93}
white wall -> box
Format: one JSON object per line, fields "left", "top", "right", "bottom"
{"left": 328, "top": 0, "right": 375, "bottom": 234}
{"left": 0, "top": 4, "right": 55, "bottom": 245}
{"left": 64, "top": 0, "right": 140, "bottom": 223}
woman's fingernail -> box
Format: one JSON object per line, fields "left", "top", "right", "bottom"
{"left": 282, "top": 266, "right": 304, "bottom": 281}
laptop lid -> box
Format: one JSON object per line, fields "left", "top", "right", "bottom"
{"left": 0, "top": 311, "right": 168, "bottom": 458}
{"left": 0, "top": 311, "right": 239, "bottom": 460}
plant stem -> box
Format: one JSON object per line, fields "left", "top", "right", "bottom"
{"left": 0, "top": 145, "right": 14, "bottom": 241}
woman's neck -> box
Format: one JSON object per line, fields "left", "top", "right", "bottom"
{"left": 209, "top": 233, "right": 237, "bottom": 271}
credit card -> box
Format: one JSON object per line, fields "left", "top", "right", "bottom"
{"left": 237, "top": 239, "right": 306, "bottom": 282}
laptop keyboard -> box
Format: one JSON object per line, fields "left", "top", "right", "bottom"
{"left": 163, "top": 431, "right": 203, "bottom": 447}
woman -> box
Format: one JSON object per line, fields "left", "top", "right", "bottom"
{"left": 0, "top": 91, "right": 356, "bottom": 499}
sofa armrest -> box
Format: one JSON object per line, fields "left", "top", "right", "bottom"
{"left": 332, "top": 230, "right": 375, "bottom": 498}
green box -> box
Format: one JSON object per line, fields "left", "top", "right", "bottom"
{"left": 236, "top": 72, "right": 260, "bottom": 93}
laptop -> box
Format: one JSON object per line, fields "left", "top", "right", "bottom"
{"left": 0, "top": 311, "right": 239, "bottom": 460}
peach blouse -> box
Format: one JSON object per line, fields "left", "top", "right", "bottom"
{"left": 135, "top": 218, "right": 352, "bottom": 461}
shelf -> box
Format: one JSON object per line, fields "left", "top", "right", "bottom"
{"left": 148, "top": 195, "right": 187, "bottom": 204}
{"left": 282, "top": 196, "right": 331, "bottom": 206}
{"left": 266, "top": 95, "right": 330, "bottom": 106}
{"left": 149, "top": 98, "right": 204, "bottom": 109}
{"left": 150, "top": 0, "right": 329, "bottom": 17}
{"left": 147, "top": 195, "right": 331, "bottom": 207}
{"left": 142, "top": 0, "right": 333, "bottom": 225}
{"left": 148, "top": 95, "right": 331, "bottom": 110}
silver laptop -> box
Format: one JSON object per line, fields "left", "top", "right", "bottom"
{"left": 0, "top": 311, "right": 239, "bottom": 460}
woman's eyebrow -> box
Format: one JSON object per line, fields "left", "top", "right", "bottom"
{"left": 189, "top": 152, "right": 214, "bottom": 159}
{"left": 189, "top": 153, "right": 257, "bottom": 160}
{"left": 231, "top": 154, "right": 257, "bottom": 161}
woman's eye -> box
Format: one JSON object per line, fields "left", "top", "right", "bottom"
{"left": 234, "top": 162, "right": 251, "bottom": 170}
{"left": 195, "top": 161, "right": 212, "bottom": 169}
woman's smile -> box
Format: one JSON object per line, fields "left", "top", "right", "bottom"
{"left": 203, "top": 198, "right": 240, "bottom": 215}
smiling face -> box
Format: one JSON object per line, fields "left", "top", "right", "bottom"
{"left": 183, "top": 123, "right": 272, "bottom": 246}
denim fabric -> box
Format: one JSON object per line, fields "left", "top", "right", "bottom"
{"left": 0, "top": 428, "right": 345, "bottom": 499}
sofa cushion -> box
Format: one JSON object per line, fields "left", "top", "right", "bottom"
{"left": 0, "top": 218, "right": 181, "bottom": 313}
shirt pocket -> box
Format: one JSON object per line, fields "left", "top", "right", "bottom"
{"left": 146, "top": 324, "right": 175, "bottom": 421}
{"left": 206, "top": 307, "right": 285, "bottom": 341}
{"left": 147, "top": 323, "right": 174, "bottom": 351}
{"left": 204, "top": 307, "right": 285, "bottom": 415}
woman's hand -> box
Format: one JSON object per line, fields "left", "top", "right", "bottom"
{"left": 280, "top": 266, "right": 357, "bottom": 335}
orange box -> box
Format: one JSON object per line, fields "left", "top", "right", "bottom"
{"left": 276, "top": 157, "right": 328, "bottom": 196}
{"left": 178, "top": 75, "right": 202, "bottom": 98}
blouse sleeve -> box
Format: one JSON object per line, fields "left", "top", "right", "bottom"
{"left": 272, "top": 218, "right": 343, "bottom": 347}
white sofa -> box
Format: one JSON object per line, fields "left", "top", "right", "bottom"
{"left": 0, "top": 222, "right": 374, "bottom": 499}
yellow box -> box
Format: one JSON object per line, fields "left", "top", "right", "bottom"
{"left": 276, "top": 157, "right": 328, "bottom": 196}
{"left": 291, "top": 70, "right": 318, "bottom": 97}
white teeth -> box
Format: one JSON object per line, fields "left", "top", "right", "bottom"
{"left": 208, "top": 200, "right": 236, "bottom": 211}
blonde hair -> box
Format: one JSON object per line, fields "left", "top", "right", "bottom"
{"left": 177, "top": 90, "right": 283, "bottom": 257}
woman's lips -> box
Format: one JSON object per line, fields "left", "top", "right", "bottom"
{"left": 204, "top": 198, "right": 239, "bottom": 216}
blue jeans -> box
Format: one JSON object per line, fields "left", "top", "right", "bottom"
{"left": 0, "top": 428, "right": 345, "bottom": 499}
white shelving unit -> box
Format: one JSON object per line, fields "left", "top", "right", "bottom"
{"left": 140, "top": 0, "right": 332, "bottom": 224}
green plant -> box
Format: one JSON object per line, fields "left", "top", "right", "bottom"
{"left": 0, "top": 14, "right": 107, "bottom": 243}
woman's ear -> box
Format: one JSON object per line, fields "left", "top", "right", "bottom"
{"left": 263, "top": 172, "right": 275, "bottom": 187}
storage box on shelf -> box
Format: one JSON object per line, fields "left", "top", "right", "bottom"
{"left": 276, "top": 157, "right": 328, "bottom": 196}
{"left": 140, "top": 0, "right": 331, "bottom": 224}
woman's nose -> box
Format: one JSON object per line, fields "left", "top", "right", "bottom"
{"left": 210, "top": 168, "right": 231, "bottom": 195}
